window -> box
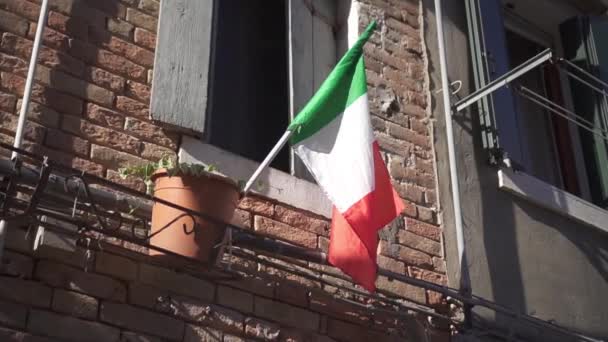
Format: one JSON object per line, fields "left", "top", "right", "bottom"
{"left": 150, "top": 0, "right": 351, "bottom": 182}
{"left": 465, "top": 0, "right": 608, "bottom": 207}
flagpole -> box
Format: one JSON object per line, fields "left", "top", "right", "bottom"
{"left": 242, "top": 130, "right": 293, "bottom": 195}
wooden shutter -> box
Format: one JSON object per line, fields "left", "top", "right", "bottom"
{"left": 288, "top": 0, "right": 337, "bottom": 180}
{"left": 560, "top": 16, "right": 608, "bottom": 206}
{"left": 465, "top": 0, "right": 523, "bottom": 165}
{"left": 150, "top": 0, "right": 215, "bottom": 133}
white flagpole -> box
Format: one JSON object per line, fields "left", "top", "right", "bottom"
{"left": 242, "top": 130, "right": 293, "bottom": 195}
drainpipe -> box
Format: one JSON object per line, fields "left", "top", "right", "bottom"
{"left": 433, "top": 0, "right": 471, "bottom": 296}
{"left": 0, "top": 0, "right": 50, "bottom": 261}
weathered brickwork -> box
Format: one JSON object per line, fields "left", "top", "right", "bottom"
{"left": 0, "top": 0, "right": 449, "bottom": 341}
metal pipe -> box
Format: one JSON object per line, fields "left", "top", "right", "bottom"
{"left": 516, "top": 86, "right": 608, "bottom": 142}
{"left": 433, "top": 0, "right": 469, "bottom": 294}
{"left": 0, "top": 0, "right": 50, "bottom": 261}
{"left": 454, "top": 48, "right": 553, "bottom": 112}
{"left": 242, "top": 130, "right": 293, "bottom": 195}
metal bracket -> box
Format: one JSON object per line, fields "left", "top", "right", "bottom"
{"left": 453, "top": 48, "right": 553, "bottom": 113}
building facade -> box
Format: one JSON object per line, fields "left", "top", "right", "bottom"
{"left": 1, "top": 0, "right": 607, "bottom": 341}
{"left": 0, "top": 0, "right": 451, "bottom": 341}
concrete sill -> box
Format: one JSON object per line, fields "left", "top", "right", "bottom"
{"left": 498, "top": 169, "right": 608, "bottom": 235}
{"left": 178, "top": 136, "right": 332, "bottom": 218}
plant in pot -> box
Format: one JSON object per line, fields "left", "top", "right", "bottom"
{"left": 119, "top": 156, "right": 240, "bottom": 265}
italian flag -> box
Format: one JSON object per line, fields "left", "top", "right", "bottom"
{"left": 288, "top": 22, "right": 405, "bottom": 292}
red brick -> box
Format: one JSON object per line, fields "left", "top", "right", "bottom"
{"left": 124, "top": 117, "right": 178, "bottom": 148}
{"left": 245, "top": 317, "right": 280, "bottom": 340}
{"left": 126, "top": 8, "right": 158, "bottom": 32}
{"left": 28, "top": 24, "right": 70, "bottom": 52}
{"left": 107, "top": 18, "right": 134, "bottom": 38}
{"left": 407, "top": 91, "right": 428, "bottom": 110}
{"left": 31, "top": 64, "right": 114, "bottom": 106}
{"left": 318, "top": 236, "right": 329, "bottom": 252}
{"left": 0, "top": 276, "right": 52, "bottom": 307}
{"left": 0, "top": 9, "right": 28, "bottom": 36}
{"left": 86, "top": 66, "right": 126, "bottom": 92}
{"left": 106, "top": 168, "right": 146, "bottom": 192}
{"left": 254, "top": 216, "right": 317, "bottom": 248}
{"left": 46, "top": 10, "right": 88, "bottom": 40}
{"left": 393, "top": 182, "right": 424, "bottom": 204}
{"left": 174, "top": 297, "right": 244, "bottom": 336}
{"left": 0, "top": 91, "right": 16, "bottom": 111}
{"left": 95, "top": 252, "right": 138, "bottom": 281}
{"left": 398, "top": 230, "right": 441, "bottom": 256}
{"left": 139, "top": 263, "right": 215, "bottom": 302}
{"left": 125, "top": 80, "right": 151, "bottom": 103}
{"left": 400, "top": 102, "right": 427, "bottom": 119}
{"left": 85, "top": 103, "right": 125, "bottom": 130}
{"left": 116, "top": 95, "right": 149, "bottom": 118}
{"left": 376, "top": 275, "right": 426, "bottom": 303}
{"left": 0, "top": 51, "right": 27, "bottom": 74}
{"left": 432, "top": 257, "right": 446, "bottom": 273}
{"left": 0, "top": 0, "right": 41, "bottom": 21}
{"left": 238, "top": 196, "right": 275, "bottom": 216}
{"left": 45, "top": 128, "right": 89, "bottom": 156}
{"left": 273, "top": 205, "right": 330, "bottom": 236}
{"left": 254, "top": 296, "right": 319, "bottom": 331}
{"left": 134, "top": 27, "right": 156, "bottom": 50}
{"left": 217, "top": 285, "right": 254, "bottom": 313}
{"left": 0, "top": 299, "right": 27, "bottom": 329}
{"left": 139, "top": 0, "right": 160, "bottom": 16}
{"left": 0, "top": 111, "right": 46, "bottom": 143}
{"left": 96, "top": 49, "right": 147, "bottom": 81}
{"left": 382, "top": 68, "right": 423, "bottom": 94}
{"left": 1, "top": 72, "right": 83, "bottom": 115}
{"left": 101, "top": 302, "right": 184, "bottom": 340}
{"left": 309, "top": 290, "right": 371, "bottom": 325}
{"left": 405, "top": 217, "right": 441, "bottom": 241}
{"left": 89, "top": 26, "right": 155, "bottom": 67}
{"left": 0, "top": 251, "right": 33, "bottom": 278}
{"left": 122, "top": 331, "right": 164, "bottom": 342}
{"left": 376, "top": 133, "right": 412, "bottom": 156}
{"left": 1, "top": 32, "right": 84, "bottom": 76}
{"left": 28, "top": 309, "right": 119, "bottom": 342}
{"left": 184, "top": 325, "right": 223, "bottom": 342}
{"left": 220, "top": 274, "right": 275, "bottom": 298}
{"left": 62, "top": 116, "right": 142, "bottom": 154}
{"left": 83, "top": 0, "right": 127, "bottom": 19}
{"left": 387, "top": 121, "right": 430, "bottom": 149}
{"left": 52, "top": 289, "right": 98, "bottom": 319}
{"left": 90, "top": 144, "right": 146, "bottom": 170}
{"left": 408, "top": 267, "right": 447, "bottom": 286}
{"left": 275, "top": 281, "right": 309, "bottom": 307}
{"left": 396, "top": 244, "right": 432, "bottom": 268}
{"left": 141, "top": 142, "right": 175, "bottom": 161}
{"left": 35, "top": 260, "right": 127, "bottom": 301}
{"left": 385, "top": 17, "right": 418, "bottom": 37}
{"left": 44, "top": 148, "right": 105, "bottom": 176}
{"left": 376, "top": 254, "right": 405, "bottom": 274}
{"left": 417, "top": 206, "right": 437, "bottom": 224}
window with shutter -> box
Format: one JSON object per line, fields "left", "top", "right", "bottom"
{"left": 151, "top": 0, "right": 345, "bottom": 182}
{"left": 463, "top": 0, "right": 599, "bottom": 193}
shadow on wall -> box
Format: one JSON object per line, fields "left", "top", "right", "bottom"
{"left": 423, "top": 0, "right": 527, "bottom": 339}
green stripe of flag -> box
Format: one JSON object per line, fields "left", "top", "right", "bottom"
{"left": 288, "top": 21, "right": 376, "bottom": 145}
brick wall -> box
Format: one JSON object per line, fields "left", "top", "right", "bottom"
{"left": 0, "top": 0, "right": 450, "bottom": 341}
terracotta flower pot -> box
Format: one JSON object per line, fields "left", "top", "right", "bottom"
{"left": 149, "top": 169, "right": 239, "bottom": 264}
